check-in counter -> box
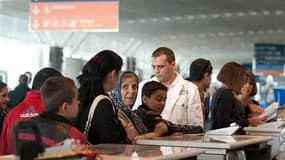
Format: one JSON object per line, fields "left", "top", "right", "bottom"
{"left": 136, "top": 134, "right": 272, "bottom": 160}
{"left": 0, "top": 144, "right": 204, "bottom": 160}
{"left": 244, "top": 123, "right": 285, "bottom": 159}
{"left": 89, "top": 144, "right": 204, "bottom": 160}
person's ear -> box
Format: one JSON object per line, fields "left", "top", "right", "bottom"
{"left": 204, "top": 72, "right": 211, "bottom": 80}
{"left": 107, "top": 70, "right": 117, "bottom": 81}
{"left": 60, "top": 102, "right": 68, "bottom": 112}
{"left": 142, "top": 95, "right": 147, "bottom": 104}
{"left": 111, "top": 70, "right": 117, "bottom": 79}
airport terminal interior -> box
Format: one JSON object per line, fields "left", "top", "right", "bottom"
{"left": 0, "top": 0, "right": 285, "bottom": 159}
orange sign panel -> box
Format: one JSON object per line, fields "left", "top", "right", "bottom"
{"left": 30, "top": 1, "right": 118, "bottom": 31}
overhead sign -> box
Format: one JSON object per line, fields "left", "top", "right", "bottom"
{"left": 254, "top": 43, "right": 285, "bottom": 75}
{"left": 30, "top": 0, "right": 118, "bottom": 31}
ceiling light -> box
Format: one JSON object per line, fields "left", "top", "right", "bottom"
{"left": 186, "top": 15, "right": 195, "bottom": 19}
{"left": 274, "top": 10, "right": 284, "bottom": 15}
{"left": 247, "top": 30, "right": 254, "bottom": 35}
{"left": 237, "top": 31, "right": 244, "bottom": 35}
{"left": 199, "top": 14, "right": 208, "bottom": 19}
{"left": 262, "top": 10, "right": 271, "bottom": 15}
{"left": 236, "top": 12, "right": 245, "bottom": 16}
{"left": 228, "top": 32, "right": 235, "bottom": 36}
{"left": 224, "top": 13, "right": 232, "bottom": 17}
{"left": 126, "top": 20, "right": 134, "bottom": 24}
{"left": 199, "top": 33, "right": 206, "bottom": 38}
{"left": 151, "top": 18, "right": 158, "bottom": 22}
{"left": 163, "top": 17, "right": 170, "bottom": 21}
{"left": 249, "top": 11, "right": 257, "bottom": 16}
{"left": 138, "top": 19, "right": 146, "bottom": 23}
{"left": 218, "top": 32, "right": 225, "bottom": 37}
{"left": 208, "top": 33, "right": 216, "bottom": 37}
{"left": 174, "top": 16, "right": 182, "bottom": 20}
{"left": 211, "top": 14, "right": 220, "bottom": 18}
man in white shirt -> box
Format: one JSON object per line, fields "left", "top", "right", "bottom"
{"left": 133, "top": 47, "right": 204, "bottom": 128}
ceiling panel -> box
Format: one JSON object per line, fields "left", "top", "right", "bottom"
{"left": 0, "top": 0, "right": 285, "bottom": 74}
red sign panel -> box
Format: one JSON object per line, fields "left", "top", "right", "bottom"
{"left": 30, "top": 1, "right": 118, "bottom": 31}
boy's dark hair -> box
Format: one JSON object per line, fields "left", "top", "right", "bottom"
{"left": 142, "top": 81, "right": 168, "bottom": 98}
{"left": 32, "top": 68, "right": 62, "bottom": 90}
{"left": 41, "top": 76, "right": 76, "bottom": 113}
{"left": 152, "top": 47, "right": 175, "bottom": 64}
{"left": 189, "top": 58, "right": 212, "bottom": 82}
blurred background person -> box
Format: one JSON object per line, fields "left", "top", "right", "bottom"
{"left": 0, "top": 80, "right": 9, "bottom": 136}
{"left": 205, "top": 85, "right": 217, "bottom": 130}
{"left": 236, "top": 71, "right": 264, "bottom": 126}
{"left": 188, "top": 58, "right": 213, "bottom": 125}
{"left": 7, "top": 74, "right": 30, "bottom": 109}
{"left": 24, "top": 71, "right": 33, "bottom": 87}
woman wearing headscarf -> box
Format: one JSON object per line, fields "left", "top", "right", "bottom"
{"left": 111, "top": 71, "right": 149, "bottom": 136}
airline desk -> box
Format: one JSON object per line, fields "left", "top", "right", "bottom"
{"left": 89, "top": 144, "right": 204, "bottom": 160}
{"left": 136, "top": 134, "right": 272, "bottom": 160}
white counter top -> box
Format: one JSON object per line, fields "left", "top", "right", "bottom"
{"left": 136, "top": 134, "right": 272, "bottom": 155}
{"left": 89, "top": 144, "right": 204, "bottom": 160}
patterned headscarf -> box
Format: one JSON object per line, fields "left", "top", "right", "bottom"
{"left": 111, "top": 71, "right": 149, "bottom": 134}
{"left": 111, "top": 71, "right": 139, "bottom": 110}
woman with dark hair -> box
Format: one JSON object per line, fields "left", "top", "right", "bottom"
{"left": 211, "top": 62, "right": 249, "bottom": 132}
{"left": 0, "top": 81, "right": 9, "bottom": 135}
{"left": 237, "top": 72, "right": 264, "bottom": 125}
{"left": 76, "top": 50, "right": 135, "bottom": 145}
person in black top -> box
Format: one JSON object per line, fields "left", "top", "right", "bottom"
{"left": 7, "top": 74, "right": 30, "bottom": 109}
{"left": 211, "top": 62, "right": 249, "bottom": 134}
{"left": 76, "top": 50, "right": 135, "bottom": 144}
{"left": 0, "top": 81, "right": 9, "bottom": 135}
{"left": 236, "top": 72, "right": 264, "bottom": 125}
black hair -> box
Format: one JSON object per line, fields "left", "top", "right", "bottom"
{"left": 32, "top": 68, "right": 62, "bottom": 90}
{"left": 76, "top": 50, "right": 122, "bottom": 131}
{"left": 18, "top": 74, "right": 28, "bottom": 85}
{"left": 142, "top": 81, "right": 168, "bottom": 98}
{"left": 189, "top": 58, "right": 212, "bottom": 82}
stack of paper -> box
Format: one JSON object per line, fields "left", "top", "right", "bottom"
{"left": 261, "top": 102, "right": 279, "bottom": 122}
{"left": 257, "top": 121, "right": 285, "bottom": 129}
{"left": 205, "top": 126, "right": 240, "bottom": 136}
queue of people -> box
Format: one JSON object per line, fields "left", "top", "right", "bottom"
{"left": 0, "top": 47, "right": 267, "bottom": 155}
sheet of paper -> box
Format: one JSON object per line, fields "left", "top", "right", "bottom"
{"left": 205, "top": 126, "right": 240, "bottom": 136}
